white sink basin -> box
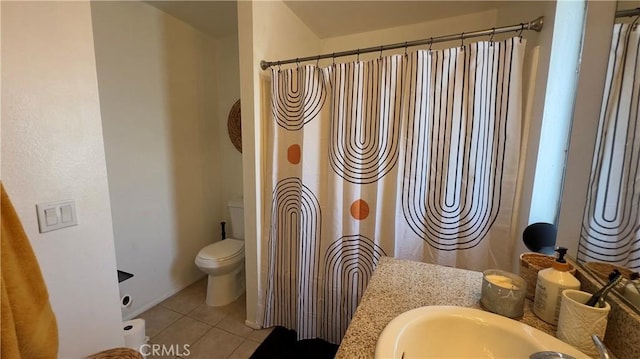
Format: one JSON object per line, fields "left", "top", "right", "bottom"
{"left": 374, "top": 306, "right": 588, "bottom": 358}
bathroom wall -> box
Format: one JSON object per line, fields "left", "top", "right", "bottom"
{"left": 320, "top": 9, "right": 498, "bottom": 56}
{"left": 1, "top": 1, "right": 124, "bottom": 357}
{"left": 557, "top": 1, "right": 618, "bottom": 256}
{"left": 91, "top": 1, "right": 240, "bottom": 319}
{"left": 0, "top": 3, "right": 2, "bottom": 162}
{"left": 215, "top": 33, "right": 245, "bottom": 222}
{"left": 238, "top": 0, "right": 322, "bottom": 327}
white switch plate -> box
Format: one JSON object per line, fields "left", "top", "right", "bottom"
{"left": 36, "top": 200, "right": 77, "bottom": 233}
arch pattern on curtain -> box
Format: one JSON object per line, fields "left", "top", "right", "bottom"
{"left": 579, "top": 23, "right": 640, "bottom": 270}
{"left": 328, "top": 57, "right": 405, "bottom": 184}
{"left": 263, "top": 177, "right": 322, "bottom": 338}
{"left": 272, "top": 67, "right": 327, "bottom": 130}
{"left": 402, "top": 43, "right": 517, "bottom": 251}
{"left": 261, "top": 38, "right": 524, "bottom": 343}
{"left": 320, "top": 235, "right": 386, "bottom": 343}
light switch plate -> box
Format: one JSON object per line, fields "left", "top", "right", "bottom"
{"left": 44, "top": 208, "right": 58, "bottom": 226}
{"left": 36, "top": 200, "right": 77, "bottom": 233}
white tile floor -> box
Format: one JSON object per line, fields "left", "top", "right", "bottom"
{"left": 138, "top": 278, "right": 272, "bottom": 359}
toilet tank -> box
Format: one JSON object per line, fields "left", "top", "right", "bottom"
{"left": 228, "top": 199, "right": 244, "bottom": 240}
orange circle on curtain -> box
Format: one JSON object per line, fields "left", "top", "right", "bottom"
{"left": 350, "top": 199, "right": 370, "bottom": 220}
{"left": 288, "top": 144, "right": 301, "bottom": 164}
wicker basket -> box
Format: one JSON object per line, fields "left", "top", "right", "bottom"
{"left": 227, "top": 99, "right": 242, "bottom": 153}
{"left": 583, "top": 261, "right": 635, "bottom": 281}
{"left": 519, "top": 252, "right": 576, "bottom": 300}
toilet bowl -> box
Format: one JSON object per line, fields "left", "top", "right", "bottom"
{"left": 195, "top": 239, "right": 245, "bottom": 306}
{"left": 195, "top": 199, "right": 246, "bottom": 306}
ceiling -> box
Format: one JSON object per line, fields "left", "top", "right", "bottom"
{"left": 146, "top": 1, "right": 502, "bottom": 39}
{"left": 146, "top": 1, "right": 238, "bottom": 38}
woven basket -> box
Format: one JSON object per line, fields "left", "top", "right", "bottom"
{"left": 86, "top": 347, "right": 143, "bottom": 359}
{"left": 519, "top": 252, "right": 576, "bottom": 300}
{"left": 227, "top": 99, "right": 242, "bottom": 153}
{"left": 583, "top": 261, "right": 635, "bottom": 281}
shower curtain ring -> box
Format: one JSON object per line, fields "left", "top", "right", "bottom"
{"left": 332, "top": 53, "right": 336, "bottom": 66}
{"left": 489, "top": 28, "right": 495, "bottom": 45}
{"left": 379, "top": 46, "right": 384, "bottom": 60}
{"left": 518, "top": 23, "right": 525, "bottom": 41}
{"left": 316, "top": 57, "right": 320, "bottom": 68}
{"left": 404, "top": 42, "right": 408, "bottom": 56}
{"left": 429, "top": 38, "right": 433, "bottom": 52}
{"left": 356, "top": 49, "right": 360, "bottom": 62}
{"left": 460, "top": 32, "right": 465, "bottom": 49}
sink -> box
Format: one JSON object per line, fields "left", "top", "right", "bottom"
{"left": 374, "top": 306, "right": 588, "bottom": 358}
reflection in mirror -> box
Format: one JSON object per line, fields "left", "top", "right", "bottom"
{"left": 578, "top": 2, "right": 640, "bottom": 311}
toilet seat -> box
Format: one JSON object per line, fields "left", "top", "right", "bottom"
{"left": 197, "top": 239, "right": 244, "bottom": 265}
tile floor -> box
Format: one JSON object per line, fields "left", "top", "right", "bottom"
{"left": 138, "top": 277, "right": 272, "bottom": 359}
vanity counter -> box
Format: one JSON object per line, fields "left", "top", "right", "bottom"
{"left": 335, "top": 257, "right": 555, "bottom": 359}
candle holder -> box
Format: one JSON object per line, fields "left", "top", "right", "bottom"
{"left": 480, "top": 269, "right": 527, "bottom": 318}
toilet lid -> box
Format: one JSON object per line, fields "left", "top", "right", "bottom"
{"left": 198, "top": 239, "right": 244, "bottom": 262}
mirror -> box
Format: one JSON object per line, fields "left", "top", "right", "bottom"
{"left": 575, "top": 0, "right": 640, "bottom": 312}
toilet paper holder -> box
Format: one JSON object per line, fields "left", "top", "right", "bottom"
{"left": 121, "top": 294, "right": 132, "bottom": 308}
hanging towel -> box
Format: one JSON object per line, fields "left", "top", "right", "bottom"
{"left": 1, "top": 183, "right": 58, "bottom": 359}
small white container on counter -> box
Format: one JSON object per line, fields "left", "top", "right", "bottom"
{"left": 532, "top": 247, "right": 580, "bottom": 325}
{"left": 557, "top": 289, "right": 610, "bottom": 357}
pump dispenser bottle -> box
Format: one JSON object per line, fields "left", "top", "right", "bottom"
{"left": 533, "top": 247, "right": 580, "bottom": 325}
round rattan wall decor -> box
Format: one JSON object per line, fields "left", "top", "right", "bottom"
{"left": 227, "top": 99, "right": 242, "bottom": 153}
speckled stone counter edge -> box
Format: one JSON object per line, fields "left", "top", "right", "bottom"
{"left": 335, "top": 257, "right": 556, "bottom": 359}
{"left": 335, "top": 257, "right": 639, "bottom": 359}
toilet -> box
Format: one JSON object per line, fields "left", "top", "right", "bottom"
{"left": 195, "top": 199, "right": 245, "bottom": 306}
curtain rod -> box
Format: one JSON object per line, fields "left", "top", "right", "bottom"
{"left": 616, "top": 7, "right": 640, "bottom": 18}
{"left": 260, "top": 16, "right": 544, "bottom": 70}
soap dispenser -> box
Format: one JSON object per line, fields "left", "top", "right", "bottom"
{"left": 533, "top": 247, "right": 580, "bottom": 325}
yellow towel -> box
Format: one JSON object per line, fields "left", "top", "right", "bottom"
{"left": 1, "top": 183, "right": 58, "bottom": 359}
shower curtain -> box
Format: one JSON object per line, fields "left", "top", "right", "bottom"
{"left": 260, "top": 38, "right": 525, "bottom": 343}
{"left": 579, "top": 23, "right": 640, "bottom": 270}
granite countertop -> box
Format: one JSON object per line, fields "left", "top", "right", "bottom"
{"left": 335, "top": 256, "right": 556, "bottom": 359}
